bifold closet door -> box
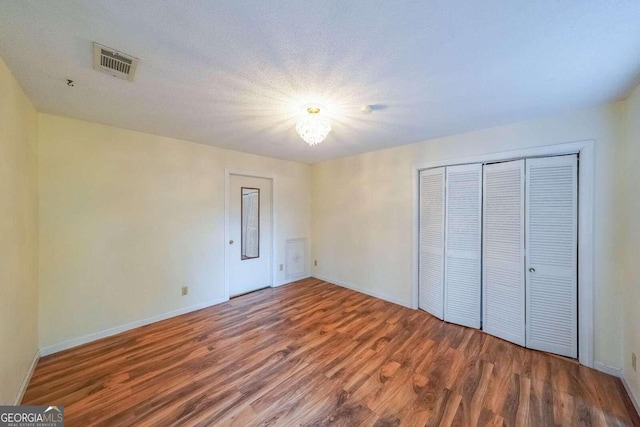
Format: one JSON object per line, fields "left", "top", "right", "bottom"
{"left": 482, "top": 160, "right": 526, "bottom": 346}
{"left": 526, "top": 155, "right": 578, "bottom": 358}
{"left": 419, "top": 168, "right": 445, "bottom": 319}
{"left": 444, "top": 164, "right": 482, "bottom": 328}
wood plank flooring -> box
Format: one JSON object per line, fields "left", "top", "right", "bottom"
{"left": 24, "top": 278, "right": 639, "bottom": 426}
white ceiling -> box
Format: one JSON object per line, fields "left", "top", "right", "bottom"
{"left": 1, "top": 1, "right": 639, "bottom": 164}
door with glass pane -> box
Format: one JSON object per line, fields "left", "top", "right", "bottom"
{"left": 229, "top": 175, "right": 272, "bottom": 296}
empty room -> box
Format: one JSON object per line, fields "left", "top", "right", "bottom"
{"left": 1, "top": 1, "right": 640, "bottom": 425}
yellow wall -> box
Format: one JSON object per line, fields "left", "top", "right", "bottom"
{"left": 37, "top": 114, "right": 311, "bottom": 352}
{"left": 621, "top": 83, "right": 640, "bottom": 409}
{"left": 311, "top": 103, "right": 627, "bottom": 371}
{"left": 0, "top": 57, "right": 39, "bottom": 404}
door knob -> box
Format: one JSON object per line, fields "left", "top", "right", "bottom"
{"left": 529, "top": 267, "right": 535, "bottom": 273}
{"left": 229, "top": 240, "right": 234, "bottom": 245}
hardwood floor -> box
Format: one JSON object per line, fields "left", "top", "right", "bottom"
{"left": 24, "top": 278, "right": 639, "bottom": 426}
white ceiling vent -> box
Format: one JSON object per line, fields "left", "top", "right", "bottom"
{"left": 92, "top": 43, "right": 139, "bottom": 82}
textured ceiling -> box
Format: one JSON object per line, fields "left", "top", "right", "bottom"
{"left": 1, "top": 1, "right": 640, "bottom": 164}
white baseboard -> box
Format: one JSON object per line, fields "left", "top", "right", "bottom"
{"left": 276, "top": 274, "right": 311, "bottom": 287}
{"left": 313, "top": 275, "right": 411, "bottom": 309}
{"left": 14, "top": 349, "right": 40, "bottom": 405}
{"left": 621, "top": 375, "right": 640, "bottom": 418}
{"left": 39, "top": 298, "right": 227, "bottom": 356}
{"left": 593, "top": 361, "right": 622, "bottom": 377}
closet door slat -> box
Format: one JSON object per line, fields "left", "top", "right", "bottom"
{"left": 419, "top": 168, "right": 445, "bottom": 319}
{"left": 482, "top": 160, "right": 526, "bottom": 346}
{"left": 525, "top": 155, "right": 578, "bottom": 358}
{"left": 444, "top": 164, "right": 482, "bottom": 328}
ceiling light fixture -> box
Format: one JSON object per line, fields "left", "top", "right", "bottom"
{"left": 296, "top": 105, "right": 331, "bottom": 146}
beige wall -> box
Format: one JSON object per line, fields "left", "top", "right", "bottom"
{"left": 38, "top": 114, "right": 311, "bottom": 352}
{"left": 311, "top": 103, "right": 626, "bottom": 371}
{"left": 0, "top": 58, "right": 39, "bottom": 404}
{"left": 621, "top": 83, "right": 640, "bottom": 408}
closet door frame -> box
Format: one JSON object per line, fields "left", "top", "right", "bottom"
{"left": 411, "top": 140, "right": 595, "bottom": 369}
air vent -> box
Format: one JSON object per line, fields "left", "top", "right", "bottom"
{"left": 92, "top": 43, "right": 139, "bottom": 82}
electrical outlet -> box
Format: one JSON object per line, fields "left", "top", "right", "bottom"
{"left": 314, "top": 260, "right": 318, "bottom": 266}
{"left": 633, "top": 352, "right": 637, "bottom": 372}
{"left": 181, "top": 286, "right": 188, "bottom": 296}
{"left": 279, "top": 264, "right": 283, "bottom": 271}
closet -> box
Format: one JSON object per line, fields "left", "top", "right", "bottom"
{"left": 419, "top": 154, "right": 578, "bottom": 358}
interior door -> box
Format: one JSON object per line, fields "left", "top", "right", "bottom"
{"left": 229, "top": 175, "right": 272, "bottom": 296}
{"left": 482, "top": 160, "right": 526, "bottom": 346}
{"left": 419, "top": 167, "right": 445, "bottom": 319}
{"left": 525, "top": 155, "right": 578, "bottom": 358}
{"left": 444, "top": 163, "right": 482, "bottom": 328}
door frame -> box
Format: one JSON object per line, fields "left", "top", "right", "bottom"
{"left": 411, "top": 139, "right": 595, "bottom": 368}
{"left": 224, "top": 168, "right": 277, "bottom": 301}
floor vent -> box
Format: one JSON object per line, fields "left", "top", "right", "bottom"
{"left": 92, "top": 43, "right": 138, "bottom": 82}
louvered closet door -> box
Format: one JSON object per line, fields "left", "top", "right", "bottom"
{"left": 444, "top": 164, "right": 482, "bottom": 328}
{"left": 526, "top": 155, "right": 578, "bottom": 358}
{"left": 419, "top": 168, "right": 445, "bottom": 319}
{"left": 482, "top": 160, "right": 525, "bottom": 346}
